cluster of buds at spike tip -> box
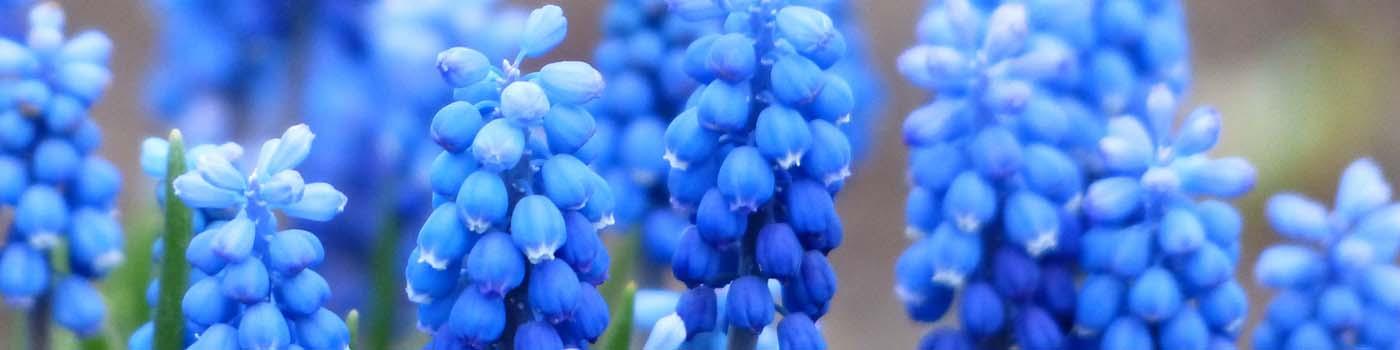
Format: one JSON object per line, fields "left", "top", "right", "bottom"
{"left": 0, "top": 2, "right": 123, "bottom": 339}
{"left": 406, "top": 5, "right": 618, "bottom": 349}
{"left": 127, "top": 125, "right": 351, "bottom": 349}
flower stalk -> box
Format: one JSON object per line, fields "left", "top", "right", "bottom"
{"left": 153, "top": 130, "right": 190, "bottom": 350}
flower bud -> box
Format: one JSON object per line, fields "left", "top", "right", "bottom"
{"left": 541, "top": 155, "right": 594, "bottom": 210}
{"left": 431, "top": 101, "right": 484, "bottom": 153}
{"left": 520, "top": 5, "right": 568, "bottom": 58}
{"left": 755, "top": 105, "right": 812, "bottom": 169}
{"left": 777, "top": 313, "right": 825, "bottom": 350}
{"left": 437, "top": 47, "right": 491, "bottom": 87}
{"left": 473, "top": 119, "right": 527, "bottom": 172}
{"left": 511, "top": 195, "right": 567, "bottom": 263}
{"left": 275, "top": 270, "right": 330, "bottom": 317}
{"left": 677, "top": 286, "right": 717, "bottom": 336}
{"left": 448, "top": 290, "right": 506, "bottom": 346}
{"left": 529, "top": 259, "right": 582, "bottom": 322}
{"left": 238, "top": 303, "right": 291, "bottom": 349}
{"left": 457, "top": 171, "right": 509, "bottom": 232}
{"left": 538, "top": 61, "right": 604, "bottom": 105}
{"left": 466, "top": 232, "right": 526, "bottom": 297}
{"left": 543, "top": 105, "right": 597, "bottom": 154}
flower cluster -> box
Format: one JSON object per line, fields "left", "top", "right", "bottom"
{"left": 405, "top": 5, "right": 616, "bottom": 349}
{"left": 657, "top": 0, "right": 856, "bottom": 347}
{"left": 128, "top": 125, "right": 351, "bottom": 349}
{"left": 1073, "top": 85, "right": 1253, "bottom": 349}
{"left": 1253, "top": 159, "right": 1400, "bottom": 349}
{"left": 896, "top": 0, "right": 1252, "bottom": 348}
{"left": 590, "top": 0, "right": 717, "bottom": 268}
{"left": 0, "top": 2, "right": 122, "bottom": 338}
{"left": 894, "top": 1, "right": 1090, "bottom": 347}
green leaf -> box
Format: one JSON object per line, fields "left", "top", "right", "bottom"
{"left": 346, "top": 309, "right": 361, "bottom": 349}
{"left": 596, "top": 283, "right": 636, "bottom": 350}
{"left": 154, "top": 130, "right": 192, "bottom": 350}
{"left": 596, "top": 233, "right": 640, "bottom": 350}
{"left": 365, "top": 184, "right": 401, "bottom": 350}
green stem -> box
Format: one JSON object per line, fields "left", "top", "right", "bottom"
{"left": 154, "top": 130, "right": 192, "bottom": 350}
{"left": 366, "top": 194, "right": 400, "bottom": 350}
{"left": 79, "top": 334, "right": 110, "bottom": 350}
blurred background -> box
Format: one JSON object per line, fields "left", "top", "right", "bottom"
{"left": 6, "top": 0, "right": 1399, "bottom": 348}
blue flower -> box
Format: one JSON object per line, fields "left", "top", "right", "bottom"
{"left": 642, "top": 2, "right": 860, "bottom": 346}
{"left": 1253, "top": 158, "right": 1400, "bottom": 349}
{"left": 132, "top": 125, "right": 349, "bottom": 348}
{"left": 0, "top": 3, "right": 123, "bottom": 338}
{"left": 895, "top": 0, "right": 1222, "bottom": 347}
{"left": 406, "top": 6, "right": 616, "bottom": 348}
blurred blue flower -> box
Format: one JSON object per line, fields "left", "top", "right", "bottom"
{"left": 405, "top": 6, "right": 615, "bottom": 348}
{"left": 895, "top": 0, "right": 1083, "bottom": 346}
{"left": 0, "top": 2, "right": 122, "bottom": 339}
{"left": 894, "top": 0, "right": 1235, "bottom": 347}
{"left": 1252, "top": 158, "right": 1400, "bottom": 349}
{"left": 589, "top": 0, "right": 719, "bottom": 272}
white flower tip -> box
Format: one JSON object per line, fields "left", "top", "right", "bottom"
{"left": 27, "top": 232, "right": 60, "bottom": 249}
{"left": 593, "top": 214, "right": 616, "bottom": 229}
{"left": 932, "top": 270, "right": 965, "bottom": 288}
{"left": 405, "top": 284, "right": 433, "bottom": 304}
{"left": 1025, "top": 231, "right": 1057, "bottom": 257}
{"left": 94, "top": 251, "right": 125, "bottom": 271}
{"left": 662, "top": 150, "right": 688, "bottom": 170}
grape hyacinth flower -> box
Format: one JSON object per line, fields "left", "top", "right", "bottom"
{"left": 0, "top": 2, "right": 123, "bottom": 338}
{"left": 894, "top": 1, "right": 1091, "bottom": 347}
{"left": 1252, "top": 159, "right": 1400, "bottom": 350}
{"left": 129, "top": 124, "right": 351, "bottom": 349}
{"left": 1073, "top": 86, "right": 1254, "bottom": 348}
{"left": 406, "top": 5, "right": 615, "bottom": 348}
{"left": 655, "top": 1, "right": 857, "bottom": 348}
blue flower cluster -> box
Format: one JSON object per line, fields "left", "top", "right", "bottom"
{"left": 894, "top": 2, "right": 1090, "bottom": 347}
{"left": 590, "top": 0, "right": 717, "bottom": 267}
{"left": 128, "top": 125, "right": 351, "bottom": 349}
{"left": 1253, "top": 159, "right": 1400, "bottom": 350}
{"left": 405, "top": 5, "right": 616, "bottom": 349}
{"left": 0, "top": 2, "right": 122, "bottom": 338}
{"left": 1073, "top": 85, "right": 1253, "bottom": 350}
{"left": 658, "top": 1, "right": 856, "bottom": 348}
{"left": 896, "top": 0, "right": 1253, "bottom": 349}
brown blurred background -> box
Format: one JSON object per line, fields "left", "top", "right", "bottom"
{"left": 33, "top": 0, "right": 1400, "bottom": 348}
